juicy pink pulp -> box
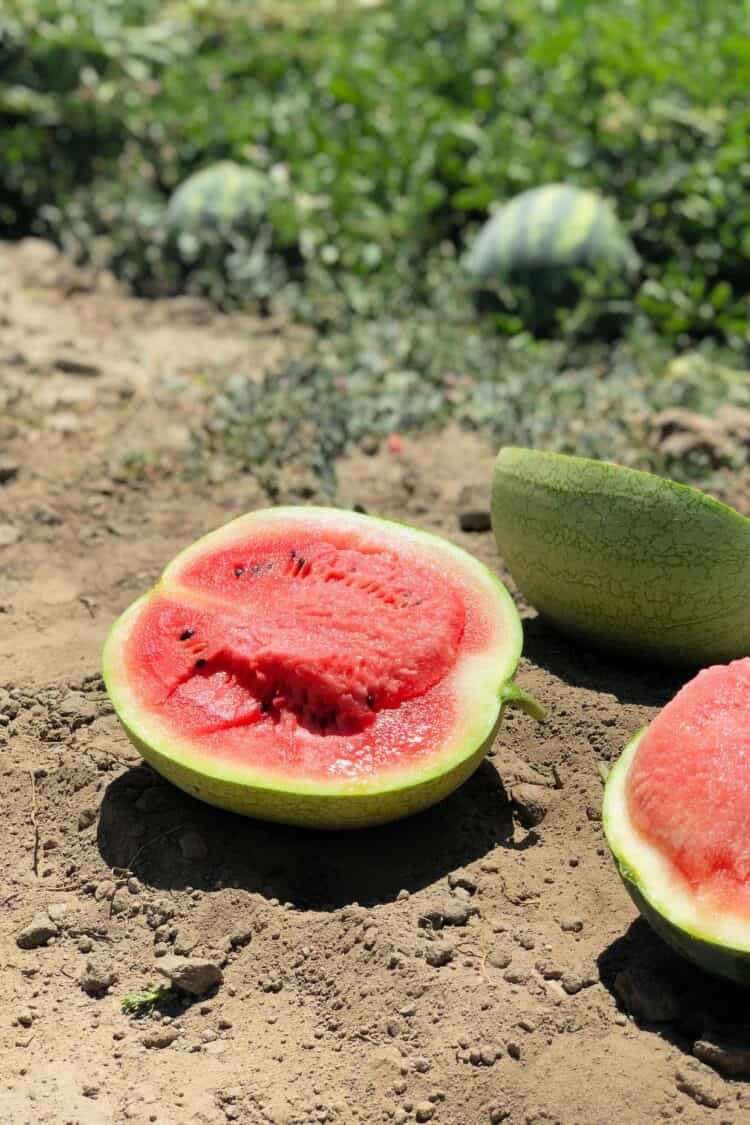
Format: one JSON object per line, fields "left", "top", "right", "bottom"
{"left": 627, "top": 658, "right": 750, "bottom": 917}
{"left": 124, "top": 524, "right": 498, "bottom": 782}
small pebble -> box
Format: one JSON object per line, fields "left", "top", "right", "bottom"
{"left": 158, "top": 955, "right": 223, "bottom": 997}
{"left": 486, "top": 948, "right": 512, "bottom": 970}
{"left": 142, "top": 1027, "right": 180, "bottom": 1049}
{"left": 16, "top": 915, "right": 58, "bottom": 950}
{"left": 560, "top": 917, "right": 583, "bottom": 933}
{"left": 425, "top": 943, "right": 454, "bottom": 968}
{"left": 80, "top": 957, "right": 118, "bottom": 996}
{"left": 510, "top": 784, "right": 550, "bottom": 828}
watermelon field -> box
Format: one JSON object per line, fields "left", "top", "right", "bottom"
{"left": 2, "top": 2, "right": 750, "bottom": 1122}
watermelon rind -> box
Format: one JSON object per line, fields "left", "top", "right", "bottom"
{"left": 466, "top": 184, "right": 638, "bottom": 280}
{"left": 491, "top": 447, "right": 750, "bottom": 666}
{"left": 603, "top": 732, "right": 750, "bottom": 986}
{"left": 103, "top": 507, "right": 541, "bottom": 829}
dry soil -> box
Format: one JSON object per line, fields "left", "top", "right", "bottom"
{"left": 1, "top": 239, "right": 749, "bottom": 1125}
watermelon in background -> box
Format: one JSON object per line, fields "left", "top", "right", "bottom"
{"left": 467, "top": 184, "right": 638, "bottom": 281}
{"left": 166, "top": 161, "right": 270, "bottom": 235}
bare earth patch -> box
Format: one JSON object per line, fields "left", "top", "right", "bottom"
{"left": 1, "top": 241, "right": 749, "bottom": 1125}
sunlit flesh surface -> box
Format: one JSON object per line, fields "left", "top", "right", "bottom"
{"left": 628, "top": 658, "right": 750, "bottom": 918}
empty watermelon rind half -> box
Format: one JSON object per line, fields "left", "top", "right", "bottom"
{"left": 103, "top": 507, "right": 541, "bottom": 829}
{"left": 603, "top": 732, "right": 750, "bottom": 985}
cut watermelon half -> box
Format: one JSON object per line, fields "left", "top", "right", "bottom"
{"left": 603, "top": 659, "right": 750, "bottom": 984}
{"left": 103, "top": 507, "right": 542, "bottom": 829}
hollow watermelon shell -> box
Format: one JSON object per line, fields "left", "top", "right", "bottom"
{"left": 491, "top": 447, "right": 750, "bottom": 666}
{"left": 103, "top": 507, "right": 542, "bottom": 829}
{"left": 603, "top": 659, "right": 750, "bottom": 985}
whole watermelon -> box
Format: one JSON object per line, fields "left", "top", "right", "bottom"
{"left": 467, "top": 184, "right": 638, "bottom": 280}
{"left": 166, "top": 161, "right": 270, "bottom": 234}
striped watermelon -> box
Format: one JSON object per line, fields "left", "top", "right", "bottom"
{"left": 467, "top": 184, "right": 638, "bottom": 280}
{"left": 166, "top": 161, "right": 269, "bottom": 234}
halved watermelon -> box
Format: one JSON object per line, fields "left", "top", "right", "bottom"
{"left": 103, "top": 507, "right": 542, "bottom": 829}
{"left": 603, "top": 659, "right": 750, "bottom": 984}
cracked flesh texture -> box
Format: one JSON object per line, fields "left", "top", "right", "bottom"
{"left": 103, "top": 508, "right": 525, "bottom": 828}
{"left": 604, "top": 661, "right": 750, "bottom": 984}
{"left": 491, "top": 447, "right": 750, "bottom": 666}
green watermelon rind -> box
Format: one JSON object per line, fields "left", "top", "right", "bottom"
{"left": 166, "top": 161, "right": 269, "bottom": 233}
{"left": 491, "top": 446, "right": 750, "bottom": 667}
{"left": 467, "top": 183, "right": 638, "bottom": 280}
{"left": 603, "top": 732, "right": 750, "bottom": 987}
{"left": 103, "top": 507, "right": 538, "bottom": 830}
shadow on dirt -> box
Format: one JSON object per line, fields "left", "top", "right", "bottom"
{"left": 521, "top": 615, "right": 685, "bottom": 708}
{"left": 598, "top": 918, "right": 750, "bottom": 1066}
{"left": 97, "top": 758, "right": 515, "bottom": 909}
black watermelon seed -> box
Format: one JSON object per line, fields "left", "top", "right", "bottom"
{"left": 195, "top": 658, "right": 207, "bottom": 668}
{"left": 234, "top": 566, "right": 245, "bottom": 577}
{"left": 290, "top": 549, "right": 297, "bottom": 559}
{"left": 261, "top": 700, "right": 270, "bottom": 714}
{"left": 295, "top": 556, "right": 305, "bottom": 573}
{"left": 179, "top": 629, "right": 194, "bottom": 641}
{"left": 367, "top": 694, "right": 375, "bottom": 709}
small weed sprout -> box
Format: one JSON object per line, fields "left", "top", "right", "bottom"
{"left": 121, "top": 986, "right": 175, "bottom": 1015}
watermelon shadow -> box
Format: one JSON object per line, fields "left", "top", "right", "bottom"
{"left": 97, "top": 758, "right": 516, "bottom": 909}
{"left": 520, "top": 615, "right": 684, "bottom": 707}
{"left": 598, "top": 919, "right": 750, "bottom": 1061}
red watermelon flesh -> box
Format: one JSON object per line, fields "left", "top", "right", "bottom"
{"left": 117, "top": 515, "right": 504, "bottom": 785}
{"left": 627, "top": 658, "right": 750, "bottom": 916}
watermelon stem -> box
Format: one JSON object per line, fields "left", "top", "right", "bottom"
{"left": 499, "top": 682, "right": 545, "bottom": 720}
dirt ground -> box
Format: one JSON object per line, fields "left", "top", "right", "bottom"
{"left": 1, "top": 238, "right": 750, "bottom": 1125}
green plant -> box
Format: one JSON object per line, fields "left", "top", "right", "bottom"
{"left": 2, "top": 0, "right": 750, "bottom": 345}
{"left": 121, "top": 986, "right": 175, "bottom": 1015}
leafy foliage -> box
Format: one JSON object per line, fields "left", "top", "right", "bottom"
{"left": 2, "top": 0, "right": 750, "bottom": 344}
{"left": 121, "top": 986, "right": 175, "bottom": 1015}
{"left": 196, "top": 307, "right": 750, "bottom": 499}
{"left": 4, "top": 0, "right": 750, "bottom": 495}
